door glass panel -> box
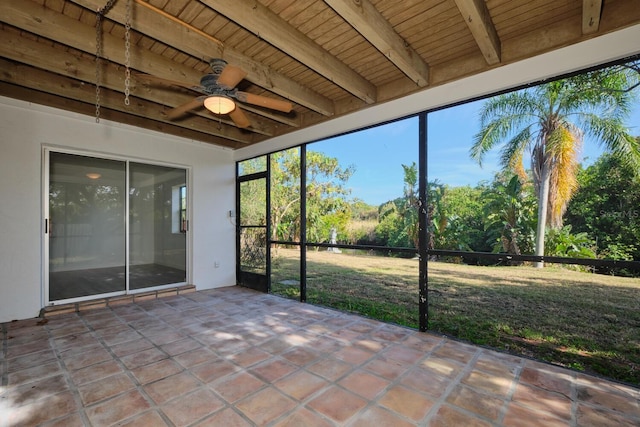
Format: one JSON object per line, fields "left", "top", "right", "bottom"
{"left": 49, "top": 153, "right": 126, "bottom": 301}
{"left": 129, "top": 163, "right": 187, "bottom": 289}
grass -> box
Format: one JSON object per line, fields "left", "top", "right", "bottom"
{"left": 270, "top": 248, "right": 640, "bottom": 385}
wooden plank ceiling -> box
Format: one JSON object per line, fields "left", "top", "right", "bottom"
{"left": 1, "top": 0, "right": 639, "bottom": 149}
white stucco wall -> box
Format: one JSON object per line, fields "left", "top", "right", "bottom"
{"left": 234, "top": 24, "right": 640, "bottom": 160}
{"left": 0, "top": 98, "right": 236, "bottom": 322}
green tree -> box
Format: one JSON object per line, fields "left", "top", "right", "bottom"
{"left": 374, "top": 162, "right": 422, "bottom": 248}
{"left": 439, "top": 185, "right": 487, "bottom": 252}
{"left": 471, "top": 64, "right": 640, "bottom": 266}
{"left": 565, "top": 151, "right": 640, "bottom": 262}
{"left": 269, "top": 149, "right": 354, "bottom": 244}
{"left": 482, "top": 174, "right": 537, "bottom": 255}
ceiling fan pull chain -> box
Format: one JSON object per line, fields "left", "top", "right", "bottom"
{"left": 94, "top": 0, "right": 122, "bottom": 122}
{"left": 124, "top": 0, "right": 132, "bottom": 106}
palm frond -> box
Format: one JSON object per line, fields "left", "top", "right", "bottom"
{"left": 578, "top": 113, "right": 640, "bottom": 173}
{"left": 546, "top": 123, "right": 581, "bottom": 227}
{"left": 471, "top": 91, "right": 541, "bottom": 165}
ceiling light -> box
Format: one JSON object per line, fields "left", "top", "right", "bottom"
{"left": 86, "top": 173, "right": 101, "bottom": 180}
{"left": 204, "top": 96, "right": 236, "bottom": 115}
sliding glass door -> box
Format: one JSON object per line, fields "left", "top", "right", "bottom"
{"left": 129, "top": 163, "right": 187, "bottom": 290}
{"left": 46, "top": 150, "right": 188, "bottom": 304}
{"left": 48, "top": 153, "right": 127, "bottom": 301}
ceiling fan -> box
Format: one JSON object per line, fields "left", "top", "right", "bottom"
{"left": 136, "top": 59, "right": 293, "bottom": 129}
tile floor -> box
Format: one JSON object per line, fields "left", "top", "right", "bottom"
{"left": 1, "top": 286, "right": 639, "bottom": 426}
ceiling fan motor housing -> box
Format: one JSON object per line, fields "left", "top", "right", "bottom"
{"left": 209, "top": 58, "right": 228, "bottom": 75}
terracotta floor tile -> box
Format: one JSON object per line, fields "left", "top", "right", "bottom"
{"left": 62, "top": 346, "right": 112, "bottom": 371}
{"left": 160, "top": 337, "right": 202, "bottom": 356}
{"left": 6, "top": 391, "right": 79, "bottom": 427}
{"left": 109, "top": 337, "right": 154, "bottom": 357}
{"left": 213, "top": 371, "right": 266, "bottom": 403}
{"left": 338, "top": 369, "right": 390, "bottom": 399}
{"left": 419, "top": 356, "right": 465, "bottom": 379}
{"left": 161, "top": 388, "right": 225, "bottom": 427}
{"left": 272, "top": 407, "right": 334, "bottom": 427}
{"left": 194, "top": 408, "right": 254, "bottom": 427}
{"left": 519, "top": 365, "right": 572, "bottom": 396}
{"left": 370, "top": 325, "right": 412, "bottom": 342}
{"left": 85, "top": 389, "right": 151, "bottom": 426}
{"left": 433, "top": 341, "right": 478, "bottom": 364}
{"left": 131, "top": 358, "right": 183, "bottom": 384}
{"left": 400, "top": 366, "right": 450, "bottom": 398}
{"left": 275, "top": 369, "right": 328, "bottom": 401}
{"left": 378, "top": 385, "right": 434, "bottom": 422}
{"left": 48, "top": 323, "right": 90, "bottom": 338}
{"left": 78, "top": 372, "right": 136, "bottom": 405}
{"left": 382, "top": 344, "right": 425, "bottom": 364}
{"left": 3, "top": 374, "right": 69, "bottom": 407}
{"left": 577, "top": 384, "right": 640, "bottom": 417}
{"left": 7, "top": 339, "right": 54, "bottom": 358}
{"left": 353, "top": 337, "right": 387, "bottom": 353}
{"left": 461, "top": 370, "right": 514, "bottom": 397}
{"left": 511, "top": 383, "right": 572, "bottom": 421}
{"left": 4, "top": 287, "right": 640, "bottom": 427}
{"left": 334, "top": 345, "right": 376, "bottom": 365}
{"left": 307, "top": 357, "right": 353, "bottom": 381}
{"left": 117, "top": 410, "right": 170, "bottom": 426}
{"left": 250, "top": 358, "right": 298, "bottom": 382}
{"left": 6, "top": 349, "right": 57, "bottom": 373}
{"left": 281, "top": 346, "right": 321, "bottom": 366}
{"left": 7, "top": 360, "right": 62, "bottom": 386}
{"left": 429, "top": 404, "right": 493, "bottom": 427}
{"left": 350, "top": 406, "right": 416, "bottom": 427}
{"left": 144, "top": 371, "right": 201, "bottom": 405}
{"left": 364, "top": 356, "right": 410, "bottom": 380}
{"left": 236, "top": 387, "right": 297, "bottom": 425}
{"left": 100, "top": 329, "right": 144, "bottom": 347}
{"left": 68, "top": 360, "right": 123, "bottom": 386}
{"left": 503, "top": 403, "right": 569, "bottom": 427}
{"left": 191, "top": 358, "right": 238, "bottom": 383}
{"left": 402, "top": 334, "right": 444, "bottom": 353}
{"left": 576, "top": 403, "right": 640, "bottom": 427}
{"left": 260, "top": 337, "right": 299, "bottom": 355}
{"left": 474, "top": 352, "right": 521, "bottom": 378}
{"left": 39, "top": 412, "right": 85, "bottom": 427}
{"left": 225, "top": 346, "right": 272, "bottom": 367}
{"left": 446, "top": 384, "right": 505, "bottom": 421}
{"left": 120, "top": 347, "right": 168, "bottom": 369}
{"left": 173, "top": 347, "right": 217, "bottom": 368}
{"left": 307, "top": 386, "right": 368, "bottom": 423}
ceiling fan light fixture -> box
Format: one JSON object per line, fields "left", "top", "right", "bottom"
{"left": 86, "top": 173, "right": 101, "bottom": 180}
{"left": 204, "top": 95, "right": 236, "bottom": 115}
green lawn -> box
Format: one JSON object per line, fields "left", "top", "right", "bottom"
{"left": 270, "top": 248, "right": 640, "bottom": 385}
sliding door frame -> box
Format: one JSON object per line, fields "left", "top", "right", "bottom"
{"left": 42, "top": 146, "right": 192, "bottom": 306}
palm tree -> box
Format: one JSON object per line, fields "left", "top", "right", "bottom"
{"left": 470, "top": 64, "right": 640, "bottom": 267}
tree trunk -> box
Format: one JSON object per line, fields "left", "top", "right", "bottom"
{"left": 535, "top": 165, "right": 552, "bottom": 268}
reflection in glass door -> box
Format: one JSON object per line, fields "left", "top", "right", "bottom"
{"left": 129, "top": 163, "right": 187, "bottom": 290}
{"left": 47, "top": 151, "right": 188, "bottom": 303}
{"left": 48, "top": 153, "right": 126, "bottom": 301}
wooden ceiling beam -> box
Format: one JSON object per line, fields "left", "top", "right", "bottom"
{"left": 69, "top": 0, "right": 332, "bottom": 118}
{"left": 0, "top": 1, "right": 292, "bottom": 134}
{"left": 453, "top": 0, "right": 501, "bottom": 65}
{"left": 324, "top": 0, "right": 429, "bottom": 87}
{"left": 0, "top": 57, "right": 257, "bottom": 145}
{"left": 0, "top": 81, "right": 240, "bottom": 148}
{"left": 199, "top": 0, "right": 377, "bottom": 104}
{"left": 582, "top": 0, "right": 603, "bottom": 34}
{"left": 0, "top": 27, "right": 274, "bottom": 137}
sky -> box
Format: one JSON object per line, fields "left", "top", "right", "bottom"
{"left": 311, "top": 97, "right": 640, "bottom": 206}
